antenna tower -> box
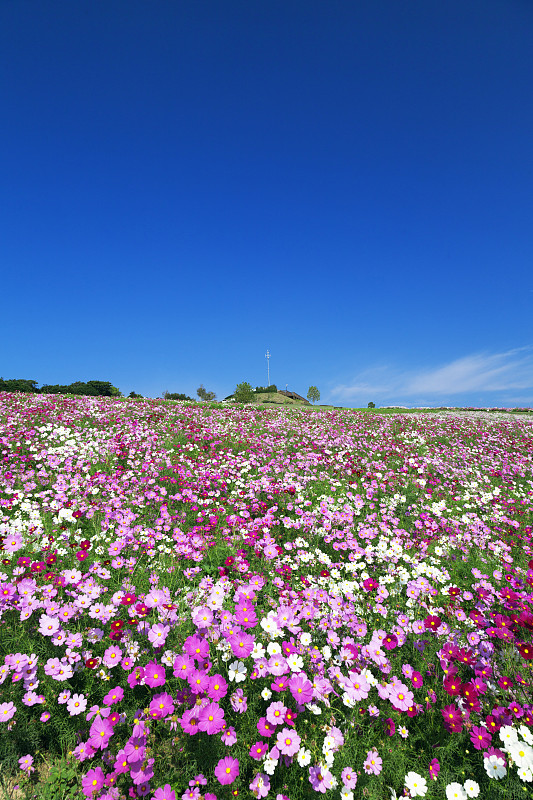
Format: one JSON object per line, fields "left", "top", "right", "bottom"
{"left": 265, "top": 349, "right": 271, "bottom": 386}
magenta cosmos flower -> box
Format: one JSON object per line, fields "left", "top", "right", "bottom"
{"left": 207, "top": 673, "right": 228, "bottom": 701}
{"left": 249, "top": 741, "right": 268, "bottom": 760}
{"left": 289, "top": 674, "right": 313, "bottom": 704}
{"left": 143, "top": 661, "right": 166, "bottom": 688}
{"left": 214, "top": 756, "right": 239, "bottom": 785}
{"left": 152, "top": 785, "right": 176, "bottom": 800}
{"left": 149, "top": 692, "right": 175, "bottom": 720}
{"left": 198, "top": 702, "right": 225, "bottom": 734}
{"left": 81, "top": 766, "right": 105, "bottom": 797}
{"left": 103, "top": 686, "right": 124, "bottom": 706}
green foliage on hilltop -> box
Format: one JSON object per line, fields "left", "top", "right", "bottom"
{"left": 0, "top": 378, "right": 122, "bottom": 397}
{"left": 234, "top": 381, "right": 254, "bottom": 403}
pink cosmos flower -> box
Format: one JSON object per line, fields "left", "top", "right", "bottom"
{"left": 249, "top": 741, "right": 268, "bottom": 760}
{"left": 266, "top": 701, "right": 287, "bottom": 726}
{"left": 429, "top": 758, "right": 440, "bottom": 780}
{"left": 363, "top": 749, "right": 382, "bottom": 775}
{"left": 149, "top": 692, "right": 174, "bottom": 720}
{"left": 189, "top": 668, "right": 210, "bottom": 695}
{"left": 114, "top": 748, "right": 129, "bottom": 774}
{"left": 341, "top": 766, "right": 357, "bottom": 789}
{"left": 221, "top": 725, "right": 237, "bottom": 745}
{"left": 102, "top": 686, "right": 123, "bottom": 706}
{"left": 390, "top": 682, "right": 414, "bottom": 712}
{"left": 173, "top": 654, "right": 194, "bottom": 680}
{"left": 128, "top": 666, "right": 145, "bottom": 688}
{"left": 88, "top": 716, "right": 113, "bottom": 750}
{"left": 180, "top": 708, "right": 201, "bottom": 735}
{"left": 276, "top": 727, "right": 301, "bottom": 756}
{"left": 411, "top": 670, "right": 423, "bottom": 688}
{"left": 214, "top": 756, "right": 239, "bottom": 785}
{"left": 144, "top": 661, "right": 166, "bottom": 688}
{"left": 81, "top": 766, "right": 105, "bottom": 797}
{"left": 249, "top": 773, "right": 270, "bottom": 798}
{"left": 0, "top": 702, "right": 16, "bottom": 722}
{"left": 38, "top": 614, "right": 60, "bottom": 637}
{"left": 230, "top": 688, "right": 248, "bottom": 713}
{"left": 148, "top": 623, "right": 170, "bottom": 648}
{"left": 257, "top": 717, "right": 275, "bottom": 738}
{"left": 192, "top": 606, "right": 214, "bottom": 628}
{"left": 198, "top": 702, "right": 225, "bottom": 734}
{"left": 289, "top": 673, "right": 313, "bottom": 704}
{"left": 207, "top": 673, "right": 228, "bottom": 701}
{"left": 102, "top": 646, "right": 122, "bottom": 668}
{"left": 470, "top": 725, "right": 492, "bottom": 750}
{"left": 124, "top": 737, "right": 145, "bottom": 764}
{"left": 152, "top": 785, "right": 177, "bottom": 800}
{"left": 67, "top": 693, "right": 87, "bottom": 716}
{"left": 268, "top": 654, "right": 289, "bottom": 676}
{"left": 309, "top": 765, "right": 335, "bottom": 793}
{"left": 183, "top": 635, "right": 209, "bottom": 662}
{"left": 18, "top": 754, "right": 34, "bottom": 773}
{"left": 228, "top": 631, "right": 255, "bottom": 658}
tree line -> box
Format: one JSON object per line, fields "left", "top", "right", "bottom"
{"left": 0, "top": 378, "right": 122, "bottom": 397}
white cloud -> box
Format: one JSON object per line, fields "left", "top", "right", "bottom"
{"left": 331, "top": 347, "right": 533, "bottom": 402}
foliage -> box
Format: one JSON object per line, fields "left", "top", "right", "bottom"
{"left": 307, "top": 385, "right": 320, "bottom": 404}
{"left": 368, "top": 401, "right": 376, "bottom": 408}
{"left": 128, "top": 391, "right": 144, "bottom": 398}
{"left": 233, "top": 381, "right": 254, "bottom": 403}
{"left": 255, "top": 385, "right": 278, "bottom": 393}
{"left": 0, "top": 378, "right": 39, "bottom": 393}
{"left": 197, "top": 384, "right": 217, "bottom": 402}
{"left": 163, "top": 391, "right": 193, "bottom": 401}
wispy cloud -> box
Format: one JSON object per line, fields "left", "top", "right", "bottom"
{"left": 331, "top": 347, "right": 533, "bottom": 402}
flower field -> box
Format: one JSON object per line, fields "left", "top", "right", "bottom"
{"left": 1, "top": 394, "right": 532, "bottom": 800}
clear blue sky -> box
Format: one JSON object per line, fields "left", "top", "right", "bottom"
{"left": 2, "top": 1, "right": 532, "bottom": 407}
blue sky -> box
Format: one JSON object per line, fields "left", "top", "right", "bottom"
{"left": 1, "top": 0, "right": 532, "bottom": 407}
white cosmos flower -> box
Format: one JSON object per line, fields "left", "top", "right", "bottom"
{"left": 499, "top": 724, "right": 519, "bottom": 747}
{"left": 263, "top": 757, "right": 277, "bottom": 776}
{"left": 287, "top": 653, "right": 304, "bottom": 671}
{"left": 463, "top": 779, "right": 480, "bottom": 797}
{"left": 519, "top": 725, "right": 533, "bottom": 746}
{"left": 484, "top": 755, "right": 507, "bottom": 779}
{"left": 445, "top": 783, "right": 466, "bottom": 800}
{"left": 300, "top": 632, "right": 312, "bottom": 646}
{"left": 251, "top": 642, "right": 266, "bottom": 659}
{"left": 508, "top": 741, "right": 533, "bottom": 770}
{"left": 267, "top": 642, "right": 281, "bottom": 656}
{"left": 516, "top": 766, "right": 532, "bottom": 782}
{"left": 297, "top": 748, "right": 311, "bottom": 767}
{"left": 228, "top": 660, "right": 246, "bottom": 683}
{"left": 260, "top": 617, "right": 280, "bottom": 637}
{"left": 404, "top": 771, "right": 427, "bottom": 797}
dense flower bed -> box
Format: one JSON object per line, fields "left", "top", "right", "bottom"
{"left": 0, "top": 393, "right": 532, "bottom": 800}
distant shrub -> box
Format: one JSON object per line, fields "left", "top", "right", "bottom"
{"left": 163, "top": 392, "right": 193, "bottom": 401}
{"left": 368, "top": 401, "right": 376, "bottom": 408}
{"left": 255, "top": 385, "right": 277, "bottom": 393}
{"left": 234, "top": 382, "right": 254, "bottom": 403}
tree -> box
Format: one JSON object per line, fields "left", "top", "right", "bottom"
{"left": 129, "top": 391, "right": 143, "bottom": 398}
{"left": 307, "top": 386, "right": 320, "bottom": 404}
{"left": 368, "top": 401, "right": 376, "bottom": 409}
{"left": 197, "top": 384, "right": 216, "bottom": 402}
{"left": 234, "top": 382, "right": 254, "bottom": 403}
